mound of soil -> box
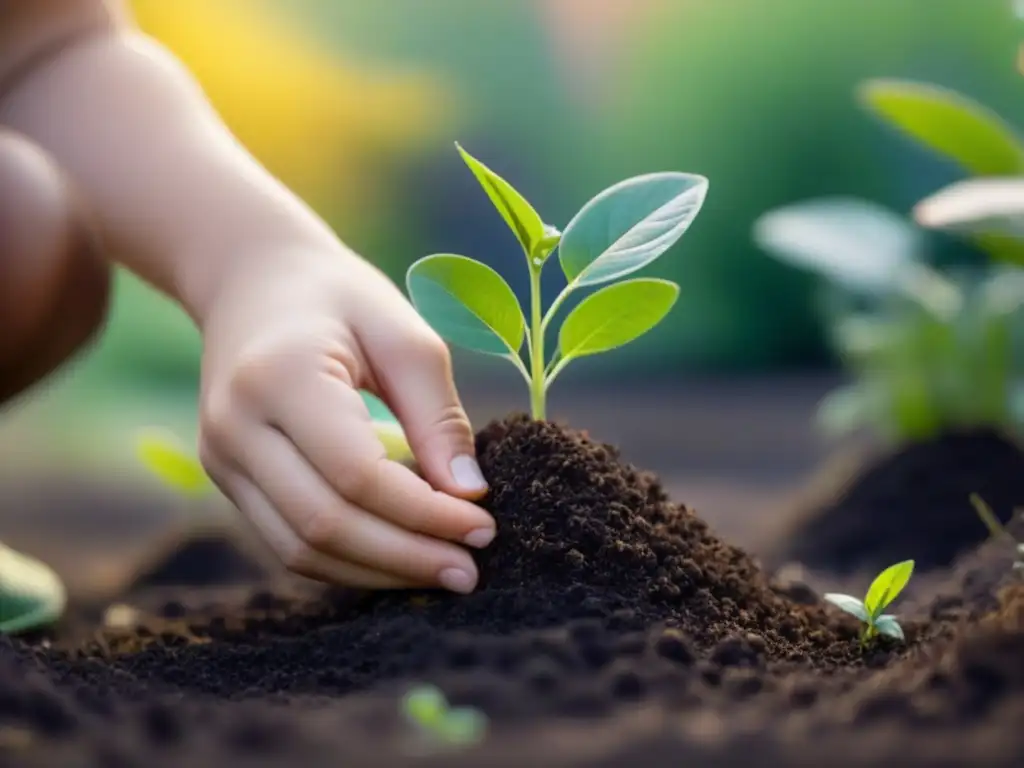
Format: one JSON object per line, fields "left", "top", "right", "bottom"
{"left": 0, "top": 416, "right": 1020, "bottom": 767}
{"left": 129, "top": 530, "right": 269, "bottom": 591}
{"left": 769, "top": 428, "right": 1024, "bottom": 576}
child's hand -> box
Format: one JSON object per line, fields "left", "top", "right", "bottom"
{"left": 196, "top": 248, "right": 496, "bottom": 594}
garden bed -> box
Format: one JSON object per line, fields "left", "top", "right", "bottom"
{"left": 1, "top": 416, "right": 1022, "bottom": 767}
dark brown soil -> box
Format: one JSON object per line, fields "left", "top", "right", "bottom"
{"left": 768, "top": 428, "right": 1024, "bottom": 575}
{"left": 0, "top": 416, "right": 1020, "bottom": 767}
{"left": 128, "top": 530, "right": 269, "bottom": 590}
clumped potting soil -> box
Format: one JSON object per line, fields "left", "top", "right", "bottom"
{"left": 0, "top": 416, "right": 1021, "bottom": 767}
{"left": 769, "top": 428, "right": 1024, "bottom": 575}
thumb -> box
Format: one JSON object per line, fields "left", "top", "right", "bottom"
{"left": 370, "top": 332, "right": 489, "bottom": 502}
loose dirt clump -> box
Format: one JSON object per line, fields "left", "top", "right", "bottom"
{"left": 768, "top": 429, "right": 1024, "bottom": 575}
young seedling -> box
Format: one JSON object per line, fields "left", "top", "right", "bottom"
{"left": 401, "top": 684, "right": 487, "bottom": 749}
{"left": 753, "top": 197, "right": 1024, "bottom": 443}
{"left": 824, "top": 559, "right": 915, "bottom": 646}
{"left": 406, "top": 143, "right": 708, "bottom": 420}
{"left": 969, "top": 494, "right": 1024, "bottom": 571}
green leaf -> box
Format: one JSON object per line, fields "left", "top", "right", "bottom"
{"left": 135, "top": 429, "right": 211, "bottom": 496}
{"left": 915, "top": 178, "right": 1024, "bottom": 244}
{"left": 558, "top": 278, "right": 679, "bottom": 361}
{"left": 559, "top": 172, "right": 707, "bottom": 288}
{"left": 823, "top": 593, "right": 869, "bottom": 623}
{"left": 435, "top": 707, "right": 488, "bottom": 746}
{"left": 753, "top": 197, "right": 921, "bottom": 294}
{"left": 872, "top": 615, "right": 905, "bottom": 642}
{"left": 406, "top": 253, "right": 525, "bottom": 356}
{"left": 858, "top": 79, "right": 1024, "bottom": 176}
{"left": 402, "top": 685, "right": 447, "bottom": 728}
{"left": 864, "top": 560, "right": 915, "bottom": 618}
{"left": 456, "top": 143, "right": 547, "bottom": 259}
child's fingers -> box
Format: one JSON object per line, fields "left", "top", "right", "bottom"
{"left": 274, "top": 376, "right": 495, "bottom": 548}
{"left": 361, "top": 321, "right": 489, "bottom": 502}
{"left": 238, "top": 422, "right": 482, "bottom": 593}
{"left": 214, "top": 468, "right": 420, "bottom": 589}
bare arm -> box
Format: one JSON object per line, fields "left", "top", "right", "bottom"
{"left": 0, "top": 0, "right": 343, "bottom": 325}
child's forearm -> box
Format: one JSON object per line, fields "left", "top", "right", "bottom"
{"left": 0, "top": 11, "right": 343, "bottom": 325}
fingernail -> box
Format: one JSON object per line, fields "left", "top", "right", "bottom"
{"left": 464, "top": 527, "right": 495, "bottom": 549}
{"left": 439, "top": 567, "right": 475, "bottom": 594}
{"left": 450, "top": 455, "right": 488, "bottom": 492}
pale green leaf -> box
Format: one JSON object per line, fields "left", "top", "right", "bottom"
{"left": 406, "top": 254, "right": 525, "bottom": 355}
{"left": 823, "top": 593, "right": 869, "bottom": 623}
{"left": 559, "top": 172, "right": 707, "bottom": 288}
{"left": 558, "top": 278, "right": 679, "bottom": 361}
{"left": 873, "top": 615, "right": 905, "bottom": 642}
{"left": 915, "top": 178, "right": 1024, "bottom": 244}
{"left": 753, "top": 197, "right": 920, "bottom": 293}
{"left": 135, "top": 429, "right": 212, "bottom": 496}
{"left": 858, "top": 79, "right": 1024, "bottom": 175}
{"left": 754, "top": 197, "right": 960, "bottom": 316}
{"left": 864, "top": 560, "right": 915, "bottom": 618}
{"left": 456, "top": 143, "right": 547, "bottom": 258}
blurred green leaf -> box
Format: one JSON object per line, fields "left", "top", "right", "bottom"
{"left": 915, "top": 178, "right": 1024, "bottom": 246}
{"left": 816, "top": 383, "right": 870, "bottom": 438}
{"left": 864, "top": 560, "right": 914, "bottom": 618}
{"left": 753, "top": 197, "right": 919, "bottom": 292}
{"left": 456, "top": 143, "right": 548, "bottom": 260}
{"left": 859, "top": 79, "right": 1024, "bottom": 175}
{"left": 558, "top": 278, "right": 679, "bottom": 361}
{"left": 135, "top": 428, "right": 211, "bottom": 496}
{"left": 406, "top": 253, "right": 525, "bottom": 355}
{"left": 559, "top": 173, "right": 708, "bottom": 288}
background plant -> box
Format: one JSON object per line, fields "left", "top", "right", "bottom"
{"left": 824, "top": 559, "right": 915, "bottom": 645}
{"left": 406, "top": 144, "right": 708, "bottom": 419}
{"left": 858, "top": 78, "right": 1024, "bottom": 264}
{"left": 753, "top": 197, "right": 1024, "bottom": 443}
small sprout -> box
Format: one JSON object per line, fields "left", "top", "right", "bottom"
{"left": 407, "top": 143, "right": 707, "bottom": 419}
{"left": 401, "top": 684, "right": 487, "bottom": 748}
{"left": 135, "top": 428, "right": 213, "bottom": 497}
{"left": 824, "top": 559, "right": 915, "bottom": 646}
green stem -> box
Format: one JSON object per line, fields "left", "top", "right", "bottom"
{"left": 529, "top": 268, "right": 546, "bottom": 420}
{"left": 541, "top": 284, "right": 573, "bottom": 334}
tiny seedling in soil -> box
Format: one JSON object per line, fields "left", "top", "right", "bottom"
{"left": 969, "top": 493, "right": 1024, "bottom": 571}
{"left": 753, "top": 197, "right": 1024, "bottom": 443}
{"left": 824, "top": 559, "right": 915, "bottom": 646}
{"left": 406, "top": 143, "right": 708, "bottom": 420}
{"left": 401, "top": 684, "right": 487, "bottom": 749}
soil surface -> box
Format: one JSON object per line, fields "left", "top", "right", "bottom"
{"left": 767, "top": 428, "right": 1024, "bottom": 575}
{"left": 0, "top": 416, "right": 1021, "bottom": 767}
